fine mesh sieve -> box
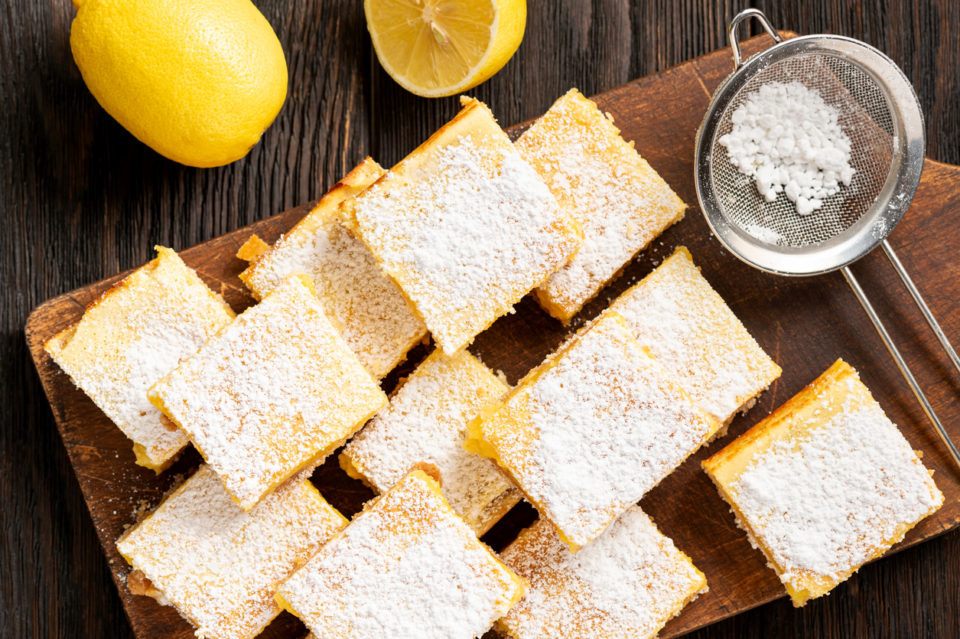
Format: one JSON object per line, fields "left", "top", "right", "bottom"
{"left": 711, "top": 54, "right": 895, "bottom": 249}
{"left": 695, "top": 9, "right": 960, "bottom": 471}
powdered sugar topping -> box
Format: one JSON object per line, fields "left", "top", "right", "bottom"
{"left": 518, "top": 314, "right": 717, "bottom": 546}
{"left": 731, "top": 392, "right": 942, "bottom": 582}
{"left": 278, "top": 472, "right": 523, "bottom": 638}
{"left": 149, "top": 275, "right": 386, "bottom": 509}
{"left": 351, "top": 118, "right": 580, "bottom": 353}
{"left": 609, "top": 248, "right": 780, "bottom": 424}
{"left": 501, "top": 507, "right": 706, "bottom": 638}
{"left": 342, "top": 350, "right": 519, "bottom": 534}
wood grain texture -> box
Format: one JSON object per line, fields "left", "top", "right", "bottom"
{"left": 4, "top": 1, "right": 959, "bottom": 638}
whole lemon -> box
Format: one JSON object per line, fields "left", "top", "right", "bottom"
{"left": 70, "top": 0, "right": 288, "bottom": 168}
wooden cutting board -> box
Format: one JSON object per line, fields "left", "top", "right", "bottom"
{"left": 25, "top": 33, "right": 960, "bottom": 639}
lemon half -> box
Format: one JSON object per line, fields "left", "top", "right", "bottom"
{"left": 365, "top": 0, "right": 526, "bottom": 98}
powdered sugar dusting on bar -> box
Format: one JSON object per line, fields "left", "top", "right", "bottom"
{"left": 117, "top": 466, "right": 345, "bottom": 639}
{"left": 518, "top": 89, "right": 686, "bottom": 319}
{"left": 519, "top": 314, "right": 717, "bottom": 547}
{"left": 342, "top": 350, "right": 519, "bottom": 534}
{"left": 44, "top": 247, "right": 234, "bottom": 469}
{"left": 278, "top": 471, "right": 523, "bottom": 638}
{"left": 731, "top": 396, "right": 942, "bottom": 583}
{"left": 240, "top": 160, "right": 426, "bottom": 379}
{"left": 149, "top": 275, "right": 386, "bottom": 509}
{"left": 501, "top": 507, "right": 706, "bottom": 638}
{"left": 609, "top": 248, "right": 781, "bottom": 424}
{"left": 351, "top": 114, "right": 580, "bottom": 353}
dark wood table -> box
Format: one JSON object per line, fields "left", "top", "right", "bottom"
{"left": 3, "top": 1, "right": 958, "bottom": 637}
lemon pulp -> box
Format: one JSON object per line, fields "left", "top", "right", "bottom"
{"left": 365, "top": 0, "right": 526, "bottom": 98}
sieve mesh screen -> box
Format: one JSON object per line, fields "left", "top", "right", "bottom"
{"left": 710, "top": 53, "right": 895, "bottom": 248}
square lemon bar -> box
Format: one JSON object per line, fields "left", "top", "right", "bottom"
{"left": 44, "top": 246, "right": 234, "bottom": 471}
{"left": 466, "top": 312, "right": 720, "bottom": 550}
{"left": 340, "top": 349, "right": 520, "bottom": 535}
{"left": 498, "top": 506, "right": 707, "bottom": 639}
{"left": 276, "top": 468, "right": 527, "bottom": 639}
{"left": 518, "top": 89, "right": 687, "bottom": 322}
{"left": 237, "top": 158, "right": 426, "bottom": 379}
{"left": 117, "top": 465, "right": 346, "bottom": 639}
{"left": 703, "top": 359, "right": 943, "bottom": 606}
{"left": 606, "top": 246, "right": 781, "bottom": 426}
{"left": 343, "top": 96, "right": 583, "bottom": 355}
{"left": 149, "top": 273, "right": 387, "bottom": 510}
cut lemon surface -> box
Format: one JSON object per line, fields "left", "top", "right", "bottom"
{"left": 365, "top": 0, "right": 526, "bottom": 98}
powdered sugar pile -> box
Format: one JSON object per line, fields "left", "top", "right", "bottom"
{"left": 500, "top": 507, "right": 706, "bottom": 638}
{"left": 719, "top": 81, "right": 855, "bottom": 215}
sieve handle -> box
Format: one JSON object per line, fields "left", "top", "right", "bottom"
{"left": 881, "top": 240, "right": 960, "bottom": 379}
{"left": 841, "top": 266, "right": 960, "bottom": 473}
{"left": 728, "top": 8, "right": 783, "bottom": 70}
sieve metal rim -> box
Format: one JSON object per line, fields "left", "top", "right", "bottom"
{"left": 695, "top": 33, "right": 926, "bottom": 277}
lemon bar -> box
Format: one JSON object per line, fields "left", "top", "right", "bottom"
{"left": 498, "top": 506, "right": 707, "bottom": 639}
{"left": 466, "top": 312, "right": 720, "bottom": 550}
{"left": 702, "top": 360, "right": 943, "bottom": 606}
{"left": 517, "top": 89, "right": 687, "bottom": 322}
{"left": 607, "top": 246, "right": 781, "bottom": 426}
{"left": 340, "top": 349, "right": 520, "bottom": 535}
{"left": 44, "top": 246, "right": 234, "bottom": 471}
{"left": 237, "top": 158, "right": 427, "bottom": 379}
{"left": 149, "top": 274, "right": 387, "bottom": 510}
{"left": 117, "top": 465, "right": 346, "bottom": 639}
{"left": 276, "top": 468, "right": 527, "bottom": 639}
{"left": 343, "top": 97, "right": 582, "bottom": 355}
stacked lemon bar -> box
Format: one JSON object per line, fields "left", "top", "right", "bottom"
{"left": 342, "top": 96, "right": 583, "bottom": 354}
{"left": 148, "top": 273, "right": 388, "bottom": 510}
{"left": 340, "top": 349, "right": 521, "bottom": 535}
{"left": 467, "top": 311, "right": 723, "bottom": 549}
{"left": 277, "top": 467, "right": 527, "bottom": 638}
{"left": 235, "top": 157, "right": 427, "bottom": 380}
{"left": 45, "top": 247, "right": 234, "bottom": 471}
{"left": 517, "top": 89, "right": 688, "bottom": 322}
